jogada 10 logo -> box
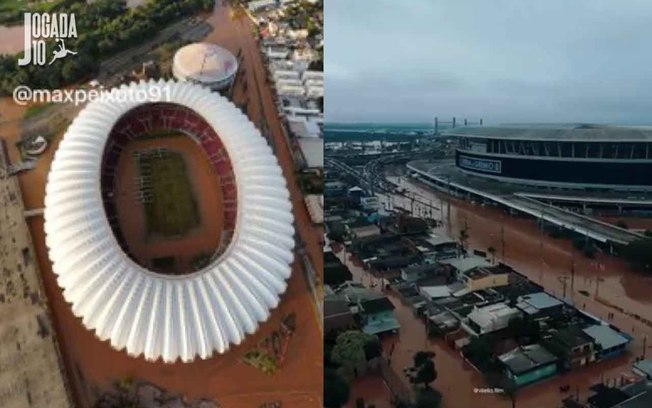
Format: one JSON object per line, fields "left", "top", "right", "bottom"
{"left": 18, "top": 13, "right": 78, "bottom": 67}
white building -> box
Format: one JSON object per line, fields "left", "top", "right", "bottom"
{"left": 305, "top": 85, "right": 323, "bottom": 98}
{"left": 465, "top": 303, "right": 521, "bottom": 335}
{"left": 302, "top": 70, "right": 324, "bottom": 82}
{"left": 275, "top": 78, "right": 303, "bottom": 88}
{"left": 265, "top": 45, "right": 290, "bottom": 60}
{"left": 273, "top": 69, "right": 300, "bottom": 81}
{"left": 248, "top": 0, "right": 276, "bottom": 12}
{"left": 277, "top": 84, "right": 305, "bottom": 97}
{"left": 172, "top": 43, "right": 238, "bottom": 91}
{"left": 44, "top": 80, "right": 294, "bottom": 363}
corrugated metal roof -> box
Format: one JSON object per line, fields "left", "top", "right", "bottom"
{"left": 583, "top": 325, "right": 631, "bottom": 350}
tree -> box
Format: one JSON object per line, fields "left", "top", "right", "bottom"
{"left": 363, "top": 336, "right": 382, "bottom": 361}
{"left": 414, "top": 359, "right": 437, "bottom": 388}
{"left": 324, "top": 368, "right": 350, "bottom": 408}
{"left": 415, "top": 387, "right": 442, "bottom": 408}
{"left": 407, "top": 351, "right": 438, "bottom": 390}
{"left": 487, "top": 246, "right": 496, "bottom": 264}
{"left": 622, "top": 238, "right": 652, "bottom": 271}
{"left": 413, "top": 351, "right": 435, "bottom": 368}
{"left": 331, "top": 331, "right": 374, "bottom": 377}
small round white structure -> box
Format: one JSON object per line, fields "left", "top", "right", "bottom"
{"left": 44, "top": 80, "right": 294, "bottom": 363}
{"left": 172, "top": 43, "right": 238, "bottom": 91}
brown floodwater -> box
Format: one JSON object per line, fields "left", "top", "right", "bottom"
{"left": 330, "top": 173, "right": 652, "bottom": 408}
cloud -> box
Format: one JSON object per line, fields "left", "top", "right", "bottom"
{"left": 326, "top": 0, "right": 652, "bottom": 124}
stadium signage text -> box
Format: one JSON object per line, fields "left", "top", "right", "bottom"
{"left": 18, "top": 13, "right": 78, "bottom": 66}
{"left": 458, "top": 155, "right": 502, "bottom": 174}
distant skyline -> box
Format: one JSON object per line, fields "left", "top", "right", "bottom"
{"left": 325, "top": 0, "right": 652, "bottom": 125}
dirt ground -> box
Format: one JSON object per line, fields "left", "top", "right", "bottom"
{"left": 114, "top": 136, "right": 223, "bottom": 274}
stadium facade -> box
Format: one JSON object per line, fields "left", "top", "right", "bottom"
{"left": 448, "top": 125, "right": 652, "bottom": 191}
{"left": 44, "top": 80, "right": 294, "bottom": 363}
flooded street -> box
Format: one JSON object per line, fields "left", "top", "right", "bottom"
{"left": 328, "top": 168, "right": 652, "bottom": 407}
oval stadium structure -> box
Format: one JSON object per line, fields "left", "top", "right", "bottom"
{"left": 44, "top": 80, "right": 294, "bottom": 363}
{"left": 448, "top": 125, "right": 652, "bottom": 191}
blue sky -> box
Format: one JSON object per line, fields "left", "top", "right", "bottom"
{"left": 325, "top": 0, "right": 652, "bottom": 125}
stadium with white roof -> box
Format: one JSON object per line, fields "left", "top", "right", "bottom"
{"left": 44, "top": 80, "right": 294, "bottom": 363}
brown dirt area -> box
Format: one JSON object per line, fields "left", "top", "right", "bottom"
{"left": 114, "top": 136, "right": 223, "bottom": 273}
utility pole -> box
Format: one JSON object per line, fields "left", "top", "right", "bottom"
{"left": 643, "top": 335, "right": 648, "bottom": 359}
{"left": 570, "top": 255, "right": 576, "bottom": 294}
{"left": 501, "top": 223, "right": 506, "bottom": 261}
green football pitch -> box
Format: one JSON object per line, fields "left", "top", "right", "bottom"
{"left": 138, "top": 150, "right": 200, "bottom": 236}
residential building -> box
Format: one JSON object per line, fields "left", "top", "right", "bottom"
{"left": 400, "top": 263, "right": 451, "bottom": 284}
{"left": 358, "top": 295, "right": 400, "bottom": 336}
{"left": 442, "top": 256, "right": 492, "bottom": 279}
{"left": 324, "top": 295, "right": 355, "bottom": 336}
{"left": 324, "top": 252, "right": 352, "bottom": 286}
{"left": 582, "top": 324, "right": 632, "bottom": 360}
{"left": 360, "top": 196, "right": 380, "bottom": 211}
{"left": 515, "top": 292, "right": 564, "bottom": 320}
{"left": 462, "top": 266, "right": 510, "bottom": 292}
{"left": 465, "top": 302, "right": 521, "bottom": 335}
{"left": 498, "top": 344, "right": 559, "bottom": 387}
{"left": 350, "top": 224, "right": 381, "bottom": 240}
{"left": 545, "top": 326, "right": 596, "bottom": 370}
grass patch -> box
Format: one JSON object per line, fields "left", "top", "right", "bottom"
{"left": 138, "top": 149, "right": 199, "bottom": 236}
{"left": 24, "top": 103, "right": 53, "bottom": 119}
{"left": 0, "top": 0, "right": 68, "bottom": 25}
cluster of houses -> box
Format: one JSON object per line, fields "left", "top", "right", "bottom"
{"left": 324, "top": 170, "right": 634, "bottom": 391}
{"left": 249, "top": 0, "right": 323, "bottom": 223}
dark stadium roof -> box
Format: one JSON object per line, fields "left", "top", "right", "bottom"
{"left": 444, "top": 125, "right": 652, "bottom": 142}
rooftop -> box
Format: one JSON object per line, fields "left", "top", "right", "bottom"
{"left": 498, "top": 344, "right": 558, "bottom": 375}
{"left": 444, "top": 125, "right": 652, "bottom": 142}
{"left": 360, "top": 296, "right": 396, "bottom": 314}
{"left": 441, "top": 256, "right": 491, "bottom": 274}
{"left": 515, "top": 292, "right": 563, "bottom": 314}
{"left": 465, "top": 266, "right": 508, "bottom": 280}
{"left": 550, "top": 326, "right": 594, "bottom": 348}
{"left": 583, "top": 324, "right": 631, "bottom": 350}
{"left": 468, "top": 302, "right": 520, "bottom": 328}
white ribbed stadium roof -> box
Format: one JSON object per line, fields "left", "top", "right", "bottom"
{"left": 44, "top": 80, "right": 294, "bottom": 363}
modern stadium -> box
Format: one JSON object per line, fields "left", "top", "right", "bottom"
{"left": 448, "top": 125, "right": 652, "bottom": 191}
{"left": 406, "top": 124, "right": 652, "bottom": 249}
{"left": 44, "top": 80, "right": 294, "bottom": 363}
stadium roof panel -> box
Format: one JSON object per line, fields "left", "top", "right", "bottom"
{"left": 44, "top": 80, "right": 294, "bottom": 364}
{"left": 444, "top": 125, "right": 652, "bottom": 141}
